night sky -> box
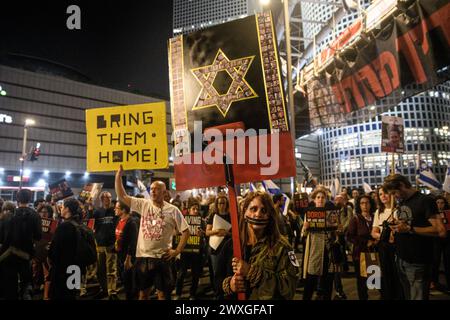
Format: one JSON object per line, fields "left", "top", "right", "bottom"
{"left": 0, "top": 1, "right": 173, "bottom": 98}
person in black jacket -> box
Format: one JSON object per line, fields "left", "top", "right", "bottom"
{"left": 93, "top": 191, "right": 118, "bottom": 299}
{"left": 48, "top": 198, "right": 82, "bottom": 300}
{"left": 0, "top": 189, "right": 42, "bottom": 300}
{"left": 114, "top": 201, "right": 138, "bottom": 300}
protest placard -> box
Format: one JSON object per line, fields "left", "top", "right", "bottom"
{"left": 49, "top": 179, "right": 74, "bottom": 201}
{"left": 305, "top": 208, "right": 339, "bottom": 231}
{"left": 86, "top": 102, "right": 168, "bottom": 172}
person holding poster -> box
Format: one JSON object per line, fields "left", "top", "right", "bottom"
{"left": 115, "top": 165, "right": 190, "bottom": 300}
{"left": 221, "top": 191, "right": 298, "bottom": 299}
{"left": 302, "top": 188, "right": 339, "bottom": 300}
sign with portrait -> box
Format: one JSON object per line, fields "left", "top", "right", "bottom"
{"left": 79, "top": 183, "right": 103, "bottom": 202}
{"left": 49, "top": 179, "right": 74, "bottom": 201}
{"left": 381, "top": 115, "right": 404, "bottom": 153}
{"left": 85, "top": 102, "right": 168, "bottom": 172}
{"left": 305, "top": 208, "right": 340, "bottom": 231}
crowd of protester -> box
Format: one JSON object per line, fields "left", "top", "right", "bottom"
{"left": 0, "top": 172, "right": 449, "bottom": 300}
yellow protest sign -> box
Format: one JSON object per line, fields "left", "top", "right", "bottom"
{"left": 86, "top": 102, "right": 168, "bottom": 172}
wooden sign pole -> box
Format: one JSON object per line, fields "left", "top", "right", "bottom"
{"left": 223, "top": 154, "right": 246, "bottom": 300}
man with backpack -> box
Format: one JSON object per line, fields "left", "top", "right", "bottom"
{"left": 0, "top": 189, "right": 42, "bottom": 300}
{"left": 48, "top": 198, "right": 96, "bottom": 300}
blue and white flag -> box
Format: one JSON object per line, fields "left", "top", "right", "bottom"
{"left": 443, "top": 162, "right": 450, "bottom": 193}
{"left": 417, "top": 161, "right": 442, "bottom": 190}
{"left": 262, "top": 180, "right": 289, "bottom": 215}
{"left": 262, "top": 180, "right": 282, "bottom": 195}
{"left": 249, "top": 183, "right": 257, "bottom": 192}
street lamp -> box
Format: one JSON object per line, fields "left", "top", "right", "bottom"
{"left": 19, "top": 118, "right": 35, "bottom": 189}
{"left": 261, "top": 0, "right": 297, "bottom": 195}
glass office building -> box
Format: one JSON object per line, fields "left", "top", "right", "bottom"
{"left": 300, "top": 0, "right": 450, "bottom": 188}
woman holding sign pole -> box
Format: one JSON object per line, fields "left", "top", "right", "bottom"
{"left": 302, "top": 188, "right": 339, "bottom": 300}
{"left": 221, "top": 191, "right": 298, "bottom": 299}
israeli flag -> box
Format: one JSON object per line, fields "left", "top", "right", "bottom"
{"left": 262, "top": 180, "right": 289, "bottom": 215}
{"left": 417, "top": 161, "right": 442, "bottom": 190}
{"left": 443, "top": 162, "right": 450, "bottom": 193}
{"left": 262, "top": 180, "right": 282, "bottom": 195}
{"left": 249, "top": 183, "right": 257, "bottom": 192}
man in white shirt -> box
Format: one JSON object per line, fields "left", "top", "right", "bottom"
{"left": 115, "top": 165, "right": 190, "bottom": 300}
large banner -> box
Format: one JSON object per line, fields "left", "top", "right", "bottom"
{"left": 168, "top": 12, "right": 296, "bottom": 190}
{"left": 85, "top": 103, "right": 168, "bottom": 172}
{"left": 304, "top": 0, "right": 450, "bottom": 131}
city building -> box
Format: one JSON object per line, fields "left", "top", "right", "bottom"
{"left": 299, "top": 0, "right": 450, "bottom": 189}
{"left": 0, "top": 56, "right": 173, "bottom": 200}
{"left": 173, "top": 0, "right": 263, "bottom": 35}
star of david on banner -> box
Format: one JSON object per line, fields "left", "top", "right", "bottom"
{"left": 191, "top": 49, "right": 258, "bottom": 117}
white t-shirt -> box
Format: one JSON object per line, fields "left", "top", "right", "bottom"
{"left": 373, "top": 208, "right": 395, "bottom": 233}
{"left": 131, "top": 198, "right": 189, "bottom": 258}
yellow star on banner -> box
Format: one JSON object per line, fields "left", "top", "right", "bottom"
{"left": 191, "top": 49, "right": 258, "bottom": 117}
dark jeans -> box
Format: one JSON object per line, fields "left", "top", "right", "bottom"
{"left": 378, "top": 242, "right": 403, "bottom": 300}
{"left": 0, "top": 255, "right": 33, "bottom": 300}
{"left": 396, "top": 256, "right": 431, "bottom": 300}
{"left": 210, "top": 252, "right": 225, "bottom": 299}
{"left": 354, "top": 260, "right": 368, "bottom": 300}
{"left": 175, "top": 253, "right": 203, "bottom": 297}
{"left": 334, "top": 272, "right": 344, "bottom": 295}
{"left": 49, "top": 268, "right": 78, "bottom": 300}
{"left": 337, "top": 234, "right": 349, "bottom": 272}
{"left": 431, "top": 236, "right": 450, "bottom": 288}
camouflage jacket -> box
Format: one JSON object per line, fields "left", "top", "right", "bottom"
{"left": 223, "top": 237, "right": 299, "bottom": 300}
